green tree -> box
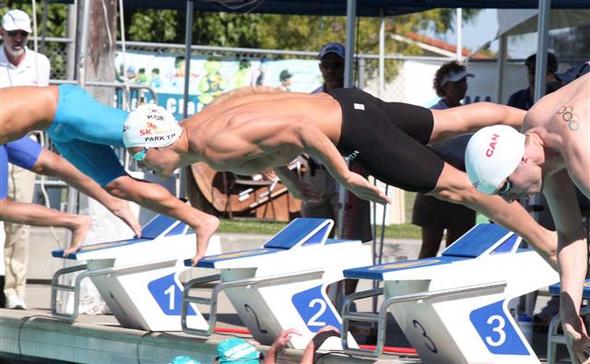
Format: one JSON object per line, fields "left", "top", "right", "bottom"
{"left": 123, "top": 8, "right": 480, "bottom": 80}
{"left": 122, "top": 8, "right": 479, "bottom": 55}
{"left": 1, "top": 3, "right": 480, "bottom": 80}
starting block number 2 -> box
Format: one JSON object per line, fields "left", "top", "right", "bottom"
{"left": 469, "top": 300, "right": 529, "bottom": 355}
{"left": 292, "top": 285, "right": 341, "bottom": 332}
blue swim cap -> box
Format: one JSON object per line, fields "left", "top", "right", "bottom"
{"left": 216, "top": 338, "right": 261, "bottom": 363}
{"left": 169, "top": 355, "right": 201, "bottom": 364}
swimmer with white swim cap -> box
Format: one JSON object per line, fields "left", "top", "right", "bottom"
{"left": 466, "top": 71, "right": 590, "bottom": 362}
{"left": 123, "top": 104, "right": 183, "bottom": 161}
{"left": 0, "top": 85, "right": 220, "bottom": 264}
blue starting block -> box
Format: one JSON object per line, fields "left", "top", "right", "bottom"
{"left": 181, "top": 218, "right": 372, "bottom": 350}
{"left": 50, "top": 213, "right": 220, "bottom": 332}
{"left": 341, "top": 223, "right": 558, "bottom": 363}
{"left": 547, "top": 279, "right": 590, "bottom": 364}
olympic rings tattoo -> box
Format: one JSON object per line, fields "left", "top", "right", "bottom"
{"left": 557, "top": 105, "right": 580, "bottom": 131}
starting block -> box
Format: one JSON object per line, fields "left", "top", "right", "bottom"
{"left": 181, "top": 218, "right": 372, "bottom": 350}
{"left": 341, "top": 223, "right": 558, "bottom": 363}
{"left": 50, "top": 213, "right": 220, "bottom": 331}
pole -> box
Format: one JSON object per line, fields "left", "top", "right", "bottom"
{"left": 495, "top": 34, "right": 507, "bottom": 103}
{"left": 534, "top": 0, "right": 551, "bottom": 102}
{"left": 78, "top": 0, "right": 90, "bottom": 87}
{"left": 344, "top": 0, "right": 356, "bottom": 88}
{"left": 456, "top": 8, "right": 463, "bottom": 61}
{"left": 378, "top": 9, "right": 385, "bottom": 98}
{"left": 183, "top": 0, "right": 194, "bottom": 119}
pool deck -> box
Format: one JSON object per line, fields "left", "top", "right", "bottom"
{"left": 0, "top": 229, "right": 574, "bottom": 363}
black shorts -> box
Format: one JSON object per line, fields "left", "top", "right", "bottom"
{"left": 328, "top": 88, "right": 444, "bottom": 193}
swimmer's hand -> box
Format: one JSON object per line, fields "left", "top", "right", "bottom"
{"left": 344, "top": 172, "right": 390, "bottom": 205}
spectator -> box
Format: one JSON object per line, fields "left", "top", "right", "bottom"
{"left": 252, "top": 58, "right": 268, "bottom": 86}
{"left": 507, "top": 52, "right": 558, "bottom": 111}
{"left": 0, "top": 8, "right": 50, "bottom": 309}
{"left": 282, "top": 42, "right": 372, "bottom": 243}
{"left": 278, "top": 69, "right": 292, "bottom": 92}
{"left": 412, "top": 61, "right": 476, "bottom": 258}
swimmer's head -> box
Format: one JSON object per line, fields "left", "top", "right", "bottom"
{"left": 465, "top": 125, "right": 525, "bottom": 194}
{"left": 123, "top": 104, "right": 182, "bottom": 149}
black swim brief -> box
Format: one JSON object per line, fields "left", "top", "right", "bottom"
{"left": 328, "top": 88, "right": 444, "bottom": 193}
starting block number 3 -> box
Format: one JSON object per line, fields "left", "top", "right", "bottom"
{"left": 469, "top": 300, "right": 529, "bottom": 355}
{"left": 292, "top": 285, "right": 341, "bottom": 332}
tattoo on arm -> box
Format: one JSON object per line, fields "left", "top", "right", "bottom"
{"left": 557, "top": 105, "right": 580, "bottom": 131}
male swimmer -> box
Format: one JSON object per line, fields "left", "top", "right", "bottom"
{"left": 122, "top": 86, "right": 558, "bottom": 271}
{"left": 466, "top": 71, "right": 590, "bottom": 362}
{"left": 0, "top": 85, "right": 218, "bottom": 263}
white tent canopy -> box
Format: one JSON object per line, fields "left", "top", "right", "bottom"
{"left": 496, "top": 8, "right": 590, "bottom": 37}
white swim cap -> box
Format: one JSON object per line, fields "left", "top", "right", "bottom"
{"left": 123, "top": 104, "right": 182, "bottom": 148}
{"left": 465, "top": 125, "right": 525, "bottom": 194}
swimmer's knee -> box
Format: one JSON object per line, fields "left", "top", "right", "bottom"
{"left": 105, "top": 175, "right": 134, "bottom": 198}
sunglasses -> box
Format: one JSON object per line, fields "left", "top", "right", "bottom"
{"left": 6, "top": 30, "right": 28, "bottom": 37}
{"left": 497, "top": 179, "right": 512, "bottom": 196}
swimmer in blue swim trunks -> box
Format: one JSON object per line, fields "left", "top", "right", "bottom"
{"left": 0, "top": 136, "right": 140, "bottom": 255}
{"left": 0, "top": 85, "right": 219, "bottom": 263}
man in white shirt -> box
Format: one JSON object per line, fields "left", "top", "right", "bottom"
{"left": 0, "top": 9, "right": 51, "bottom": 309}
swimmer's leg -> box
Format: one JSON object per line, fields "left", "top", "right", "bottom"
{"left": 0, "top": 198, "right": 91, "bottom": 255}
{"left": 430, "top": 103, "right": 526, "bottom": 142}
{"left": 106, "top": 175, "right": 220, "bottom": 264}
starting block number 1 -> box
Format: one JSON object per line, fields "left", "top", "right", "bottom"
{"left": 469, "top": 300, "right": 529, "bottom": 355}
{"left": 148, "top": 273, "right": 196, "bottom": 316}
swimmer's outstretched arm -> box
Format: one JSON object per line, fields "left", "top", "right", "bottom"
{"left": 430, "top": 163, "right": 558, "bottom": 268}
{"left": 430, "top": 102, "right": 526, "bottom": 142}
{"left": 543, "top": 171, "right": 590, "bottom": 361}
{"left": 295, "top": 120, "right": 390, "bottom": 205}
{"left": 31, "top": 149, "right": 142, "bottom": 237}
{"left": 105, "top": 176, "right": 219, "bottom": 264}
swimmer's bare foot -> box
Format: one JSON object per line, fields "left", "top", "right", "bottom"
{"left": 63, "top": 215, "right": 92, "bottom": 256}
{"left": 192, "top": 214, "right": 220, "bottom": 266}
{"left": 110, "top": 199, "right": 142, "bottom": 237}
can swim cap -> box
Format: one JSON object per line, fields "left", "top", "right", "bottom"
{"left": 465, "top": 125, "right": 525, "bottom": 194}
{"left": 123, "top": 104, "right": 182, "bottom": 148}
